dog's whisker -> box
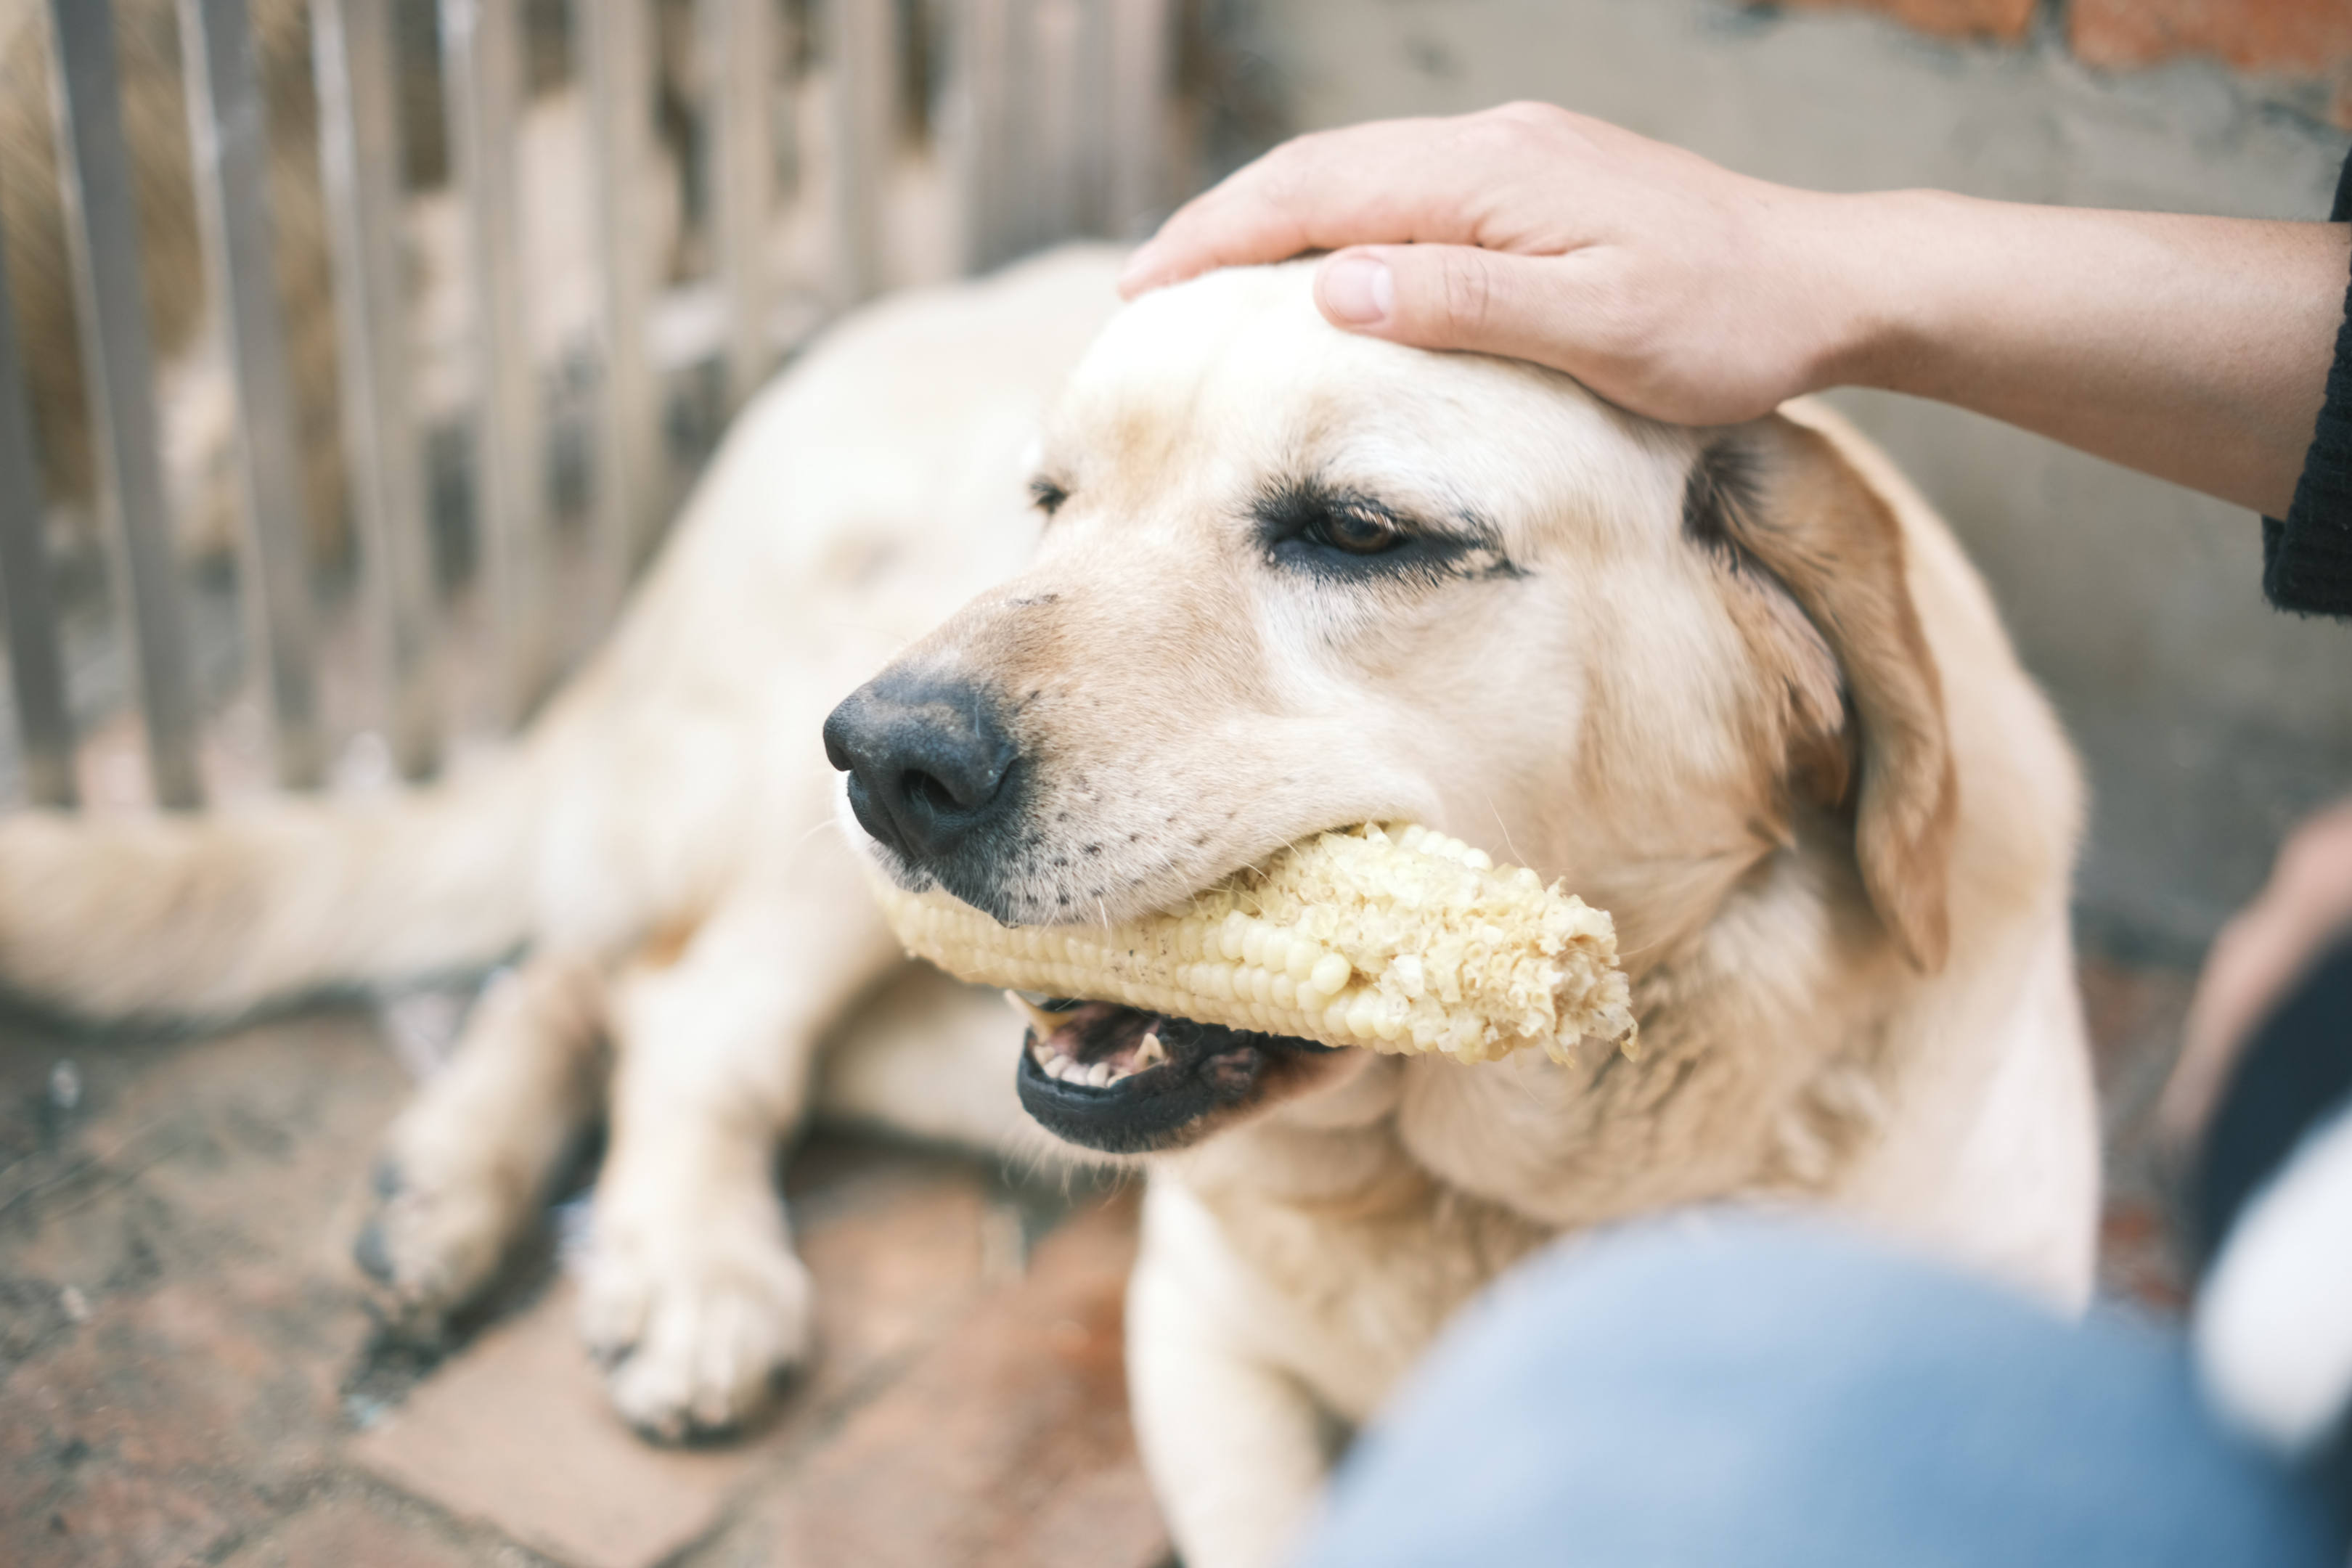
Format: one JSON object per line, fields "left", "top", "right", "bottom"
{"left": 790, "top": 818, "right": 844, "bottom": 852}
{"left": 1482, "top": 791, "right": 1527, "bottom": 870}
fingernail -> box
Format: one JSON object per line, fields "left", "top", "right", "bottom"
{"left": 1320, "top": 254, "right": 1394, "bottom": 325}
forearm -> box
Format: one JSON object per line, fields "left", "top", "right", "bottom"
{"left": 1824, "top": 191, "right": 2350, "bottom": 517}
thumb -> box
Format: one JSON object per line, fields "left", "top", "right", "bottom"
{"left": 1317, "top": 244, "right": 1586, "bottom": 370}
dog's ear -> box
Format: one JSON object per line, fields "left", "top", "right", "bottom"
{"left": 1683, "top": 413, "right": 1957, "bottom": 973}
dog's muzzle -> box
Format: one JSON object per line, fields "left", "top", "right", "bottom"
{"left": 1013, "top": 1000, "right": 1339, "bottom": 1155}
{"left": 826, "top": 669, "right": 1343, "bottom": 1151}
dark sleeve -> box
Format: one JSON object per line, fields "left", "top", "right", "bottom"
{"left": 2191, "top": 934, "right": 2352, "bottom": 1265}
{"left": 2261, "top": 148, "right": 2352, "bottom": 619}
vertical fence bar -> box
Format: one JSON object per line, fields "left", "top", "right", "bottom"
{"left": 1003, "top": 0, "right": 1040, "bottom": 257}
{"left": 1103, "top": 0, "right": 1166, "bottom": 237}
{"left": 703, "top": 0, "right": 775, "bottom": 412}
{"left": 1068, "top": 0, "right": 1110, "bottom": 234}
{"left": 830, "top": 0, "right": 893, "bottom": 304}
{"left": 443, "top": 0, "right": 552, "bottom": 723}
{"left": 181, "top": 0, "right": 325, "bottom": 790}
{"left": 0, "top": 221, "right": 78, "bottom": 809}
{"left": 313, "top": 0, "right": 440, "bottom": 779}
{"left": 1028, "top": 0, "right": 1079, "bottom": 242}
{"left": 947, "top": 0, "right": 1013, "bottom": 274}
{"left": 577, "top": 0, "right": 663, "bottom": 589}
{"left": 46, "top": 0, "right": 205, "bottom": 809}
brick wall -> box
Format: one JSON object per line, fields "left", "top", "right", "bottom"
{"left": 1777, "top": 0, "right": 2352, "bottom": 122}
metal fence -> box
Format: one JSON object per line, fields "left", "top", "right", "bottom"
{"left": 0, "top": 0, "right": 1182, "bottom": 812}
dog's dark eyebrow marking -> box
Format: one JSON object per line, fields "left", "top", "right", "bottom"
{"left": 1682, "top": 438, "right": 1772, "bottom": 577}
{"left": 1030, "top": 476, "right": 1070, "bottom": 518}
{"left": 1251, "top": 477, "right": 1522, "bottom": 589}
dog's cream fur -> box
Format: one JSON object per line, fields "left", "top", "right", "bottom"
{"left": 0, "top": 247, "right": 2096, "bottom": 1565}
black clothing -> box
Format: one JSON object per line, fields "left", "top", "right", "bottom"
{"left": 2193, "top": 934, "right": 2352, "bottom": 1265}
{"left": 2263, "top": 149, "right": 2352, "bottom": 619}
{"left": 2192, "top": 932, "right": 2352, "bottom": 1532}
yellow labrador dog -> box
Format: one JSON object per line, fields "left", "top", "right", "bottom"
{"left": 0, "top": 247, "right": 2096, "bottom": 1566}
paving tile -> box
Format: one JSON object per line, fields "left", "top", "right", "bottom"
{"left": 350, "top": 1280, "right": 751, "bottom": 1568}
{"left": 2, "top": 1010, "right": 404, "bottom": 1304}
{"left": 785, "top": 1154, "right": 1008, "bottom": 1384}
{"left": 2078, "top": 957, "right": 2196, "bottom": 1106}
{"left": 2100, "top": 1193, "right": 2189, "bottom": 1314}
{"left": 9, "top": 1461, "right": 231, "bottom": 1568}
{"left": 2078, "top": 957, "right": 2198, "bottom": 1312}
{"left": 0, "top": 1273, "right": 350, "bottom": 1566}
{"left": 0, "top": 1011, "right": 401, "bottom": 1567}
{"left": 747, "top": 1192, "right": 1168, "bottom": 1568}
{"left": 351, "top": 1164, "right": 993, "bottom": 1568}
{"left": 213, "top": 1488, "right": 489, "bottom": 1568}
{"left": 76, "top": 1013, "right": 402, "bottom": 1258}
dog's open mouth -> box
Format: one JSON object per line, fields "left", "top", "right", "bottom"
{"left": 1013, "top": 997, "right": 1342, "bottom": 1155}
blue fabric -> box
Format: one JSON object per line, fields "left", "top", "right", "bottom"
{"left": 1294, "top": 1213, "right": 2337, "bottom": 1568}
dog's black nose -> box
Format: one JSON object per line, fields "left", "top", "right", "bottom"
{"left": 823, "top": 674, "right": 1019, "bottom": 863}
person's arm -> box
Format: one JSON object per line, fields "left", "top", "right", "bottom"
{"left": 1119, "top": 102, "right": 2349, "bottom": 519}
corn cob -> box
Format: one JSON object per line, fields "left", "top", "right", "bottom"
{"left": 870, "top": 822, "right": 1638, "bottom": 1065}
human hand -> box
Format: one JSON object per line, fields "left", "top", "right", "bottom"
{"left": 2160, "top": 799, "right": 2352, "bottom": 1149}
{"left": 1118, "top": 102, "right": 1869, "bottom": 427}
{"left": 1122, "top": 102, "right": 2345, "bottom": 515}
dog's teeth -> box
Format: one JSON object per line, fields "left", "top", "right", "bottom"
{"left": 1048, "top": 1054, "right": 1079, "bottom": 1082}
{"left": 1135, "top": 1031, "right": 1165, "bottom": 1068}
{"left": 1029, "top": 1037, "right": 1051, "bottom": 1066}
{"left": 1085, "top": 1061, "right": 1114, "bottom": 1088}
{"left": 1005, "top": 990, "right": 1073, "bottom": 1037}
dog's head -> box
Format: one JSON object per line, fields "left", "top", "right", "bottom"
{"left": 825, "top": 263, "right": 1954, "bottom": 1159}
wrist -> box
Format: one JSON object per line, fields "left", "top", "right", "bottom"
{"left": 1800, "top": 188, "right": 1967, "bottom": 401}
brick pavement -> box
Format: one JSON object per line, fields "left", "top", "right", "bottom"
{"left": 2080, "top": 956, "right": 2200, "bottom": 1311}
{"left": 0, "top": 1001, "right": 1169, "bottom": 1568}
{"left": 0, "top": 958, "right": 2200, "bottom": 1566}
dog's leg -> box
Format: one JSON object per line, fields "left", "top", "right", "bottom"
{"left": 358, "top": 952, "right": 607, "bottom": 1334}
{"left": 579, "top": 849, "right": 899, "bottom": 1440}
{"left": 1127, "top": 1180, "right": 1339, "bottom": 1568}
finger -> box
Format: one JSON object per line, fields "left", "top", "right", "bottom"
{"left": 1119, "top": 107, "right": 1563, "bottom": 298}
{"left": 1118, "top": 173, "right": 1322, "bottom": 298}
{"left": 1316, "top": 243, "right": 1599, "bottom": 374}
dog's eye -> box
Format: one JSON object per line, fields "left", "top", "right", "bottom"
{"left": 1309, "top": 502, "right": 1404, "bottom": 555}
{"left": 1029, "top": 478, "right": 1069, "bottom": 517}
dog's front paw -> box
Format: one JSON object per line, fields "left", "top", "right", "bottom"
{"left": 354, "top": 1156, "right": 516, "bottom": 1339}
{"left": 576, "top": 1201, "right": 815, "bottom": 1442}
